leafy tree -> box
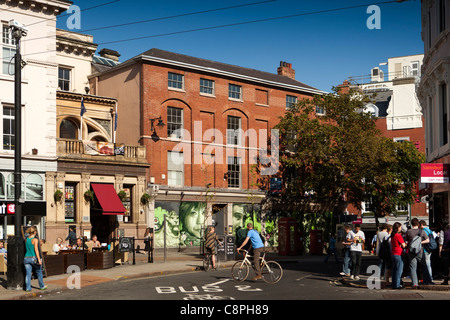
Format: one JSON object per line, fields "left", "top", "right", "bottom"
{"left": 258, "top": 88, "right": 425, "bottom": 228}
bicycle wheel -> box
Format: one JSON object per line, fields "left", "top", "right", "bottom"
{"left": 203, "top": 255, "right": 212, "bottom": 272}
{"left": 261, "top": 261, "right": 283, "bottom": 284}
{"left": 231, "top": 261, "right": 249, "bottom": 281}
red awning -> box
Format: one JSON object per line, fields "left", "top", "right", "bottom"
{"left": 91, "top": 184, "right": 126, "bottom": 215}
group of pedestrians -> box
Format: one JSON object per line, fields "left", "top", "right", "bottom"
{"left": 372, "top": 218, "right": 450, "bottom": 289}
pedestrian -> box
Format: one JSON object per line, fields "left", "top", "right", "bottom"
{"left": 340, "top": 225, "right": 352, "bottom": 276}
{"left": 205, "top": 225, "right": 221, "bottom": 270}
{"left": 376, "top": 224, "right": 390, "bottom": 281}
{"left": 406, "top": 218, "right": 432, "bottom": 287}
{"left": 347, "top": 224, "right": 365, "bottom": 280}
{"left": 65, "top": 226, "right": 76, "bottom": 246}
{"left": 391, "top": 222, "right": 406, "bottom": 289}
{"left": 419, "top": 220, "right": 436, "bottom": 283}
{"left": 324, "top": 234, "right": 338, "bottom": 263}
{"left": 24, "top": 226, "right": 47, "bottom": 292}
{"left": 439, "top": 222, "right": 450, "bottom": 285}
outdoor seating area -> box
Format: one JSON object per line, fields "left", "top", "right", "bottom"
{"left": 0, "top": 240, "right": 129, "bottom": 278}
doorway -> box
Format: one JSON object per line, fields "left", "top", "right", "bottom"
{"left": 90, "top": 211, "right": 117, "bottom": 244}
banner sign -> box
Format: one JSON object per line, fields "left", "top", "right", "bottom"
{"left": 83, "top": 141, "right": 115, "bottom": 156}
{"left": 421, "top": 163, "right": 450, "bottom": 183}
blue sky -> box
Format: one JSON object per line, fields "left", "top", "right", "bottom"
{"left": 56, "top": 0, "right": 423, "bottom": 92}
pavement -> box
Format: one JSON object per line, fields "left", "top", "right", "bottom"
{"left": 0, "top": 250, "right": 449, "bottom": 300}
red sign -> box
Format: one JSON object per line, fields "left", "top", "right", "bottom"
{"left": 352, "top": 218, "right": 363, "bottom": 224}
{"left": 0, "top": 203, "right": 15, "bottom": 215}
{"left": 421, "top": 163, "right": 450, "bottom": 183}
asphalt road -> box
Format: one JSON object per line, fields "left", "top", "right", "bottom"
{"left": 36, "top": 257, "right": 450, "bottom": 302}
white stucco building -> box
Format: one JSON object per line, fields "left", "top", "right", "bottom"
{"left": 417, "top": 0, "right": 449, "bottom": 227}
{"left": 0, "top": 0, "right": 72, "bottom": 237}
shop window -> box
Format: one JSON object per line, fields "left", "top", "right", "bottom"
{"left": 6, "top": 173, "right": 23, "bottom": 200}
{"left": 122, "top": 187, "right": 132, "bottom": 223}
{"left": 65, "top": 183, "right": 76, "bottom": 223}
{"left": 0, "top": 173, "right": 5, "bottom": 199}
{"left": 26, "top": 174, "right": 43, "bottom": 201}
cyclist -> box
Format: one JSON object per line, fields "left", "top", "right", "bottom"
{"left": 205, "top": 225, "right": 220, "bottom": 270}
{"left": 237, "top": 223, "right": 265, "bottom": 280}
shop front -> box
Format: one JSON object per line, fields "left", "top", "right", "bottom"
{"left": 148, "top": 186, "right": 271, "bottom": 250}
{"left": 0, "top": 171, "right": 47, "bottom": 239}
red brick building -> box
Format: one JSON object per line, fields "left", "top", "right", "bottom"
{"left": 89, "top": 49, "right": 323, "bottom": 247}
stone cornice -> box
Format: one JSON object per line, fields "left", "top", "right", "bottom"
{"left": 57, "top": 90, "right": 117, "bottom": 106}
{"left": 0, "top": 0, "right": 72, "bottom": 16}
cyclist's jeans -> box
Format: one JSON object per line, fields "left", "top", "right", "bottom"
{"left": 253, "top": 247, "right": 264, "bottom": 276}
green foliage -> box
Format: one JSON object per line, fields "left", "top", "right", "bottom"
{"left": 259, "top": 87, "right": 425, "bottom": 225}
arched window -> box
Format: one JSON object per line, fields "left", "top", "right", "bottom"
{"left": 7, "top": 173, "right": 24, "bottom": 200}
{"left": 0, "top": 173, "right": 5, "bottom": 199}
{"left": 60, "top": 119, "right": 78, "bottom": 140}
{"left": 26, "top": 174, "right": 43, "bottom": 201}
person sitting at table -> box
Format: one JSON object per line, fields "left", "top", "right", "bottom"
{"left": 52, "top": 237, "right": 63, "bottom": 254}
{"left": 90, "top": 235, "right": 101, "bottom": 248}
{"left": 73, "top": 237, "right": 88, "bottom": 250}
{"left": 0, "top": 240, "right": 7, "bottom": 260}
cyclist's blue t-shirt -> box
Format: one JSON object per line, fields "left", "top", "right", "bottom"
{"left": 247, "top": 229, "right": 264, "bottom": 249}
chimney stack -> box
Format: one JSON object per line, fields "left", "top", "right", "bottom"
{"left": 99, "top": 48, "right": 121, "bottom": 62}
{"left": 277, "top": 61, "right": 296, "bottom": 80}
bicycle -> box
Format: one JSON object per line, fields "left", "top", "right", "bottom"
{"left": 231, "top": 249, "right": 283, "bottom": 284}
{"left": 203, "top": 251, "right": 220, "bottom": 272}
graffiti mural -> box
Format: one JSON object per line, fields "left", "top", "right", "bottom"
{"left": 154, "top": 202, "right": 206, "bottom": 248}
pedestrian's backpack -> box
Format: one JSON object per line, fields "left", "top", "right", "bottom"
{"left": 423, "top": 228, "right": 437, "bottom": 252}
{"left": 378, "top": 236, "right": 391, "bottom": 260}
{"left": 409, "top": 231, "right": 422, "bottom": 255}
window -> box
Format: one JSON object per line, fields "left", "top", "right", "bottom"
{"left": 2, "top": 47, "right": 15, "bottom": 75}
{"left": 411, "top": 61, "right": 420, "bottom": 77}
{"left": 60, "top": 119, "right": 78, "bottom": 140}
{"left": 229, "top": 84, "right": 242, "bottom": 100}
{"left": 227, "top": 157, "right": 241, "bottom": 188}
{"left": 315, "top": 105, "right": 325, "bottom": 115}
{"left": 3, "top": 106, "right": 14, "bottom": 150}
{"left": 438, "top": 0, "right": 446, "bottom": 34}
{"left": 121, "top": 187, "right": 133, "bottom": 223}
{"left": 167, "top": 107, "right": 183, "bottom": 139}
{"left": 286, "top": 95, "right": 297, "bottom": 109}
{"left": 2, "top": 25, "right": 15, "bottom": 76}
{"left": 168, "top": 72, "right": 184, "bottom": 90}
{"left": 362, "top": 199, "right": 375, "bottom": 213}
{"left": 26, "top": 174, "right": 43, "bottom": 201}
{"left": 393, "top": 137, "right": 410, "bottom": 143}
{"left": 200, "top": 78, "right": 214, "bottom": 95}
{"left": 396, "top": 204, "right": 409, "bottom": 213}
{"left": 441, "top": 83, "right": 448, "bottom": 146}
{"left": 65, "top": 183, "right": 76, "bottom": 223}
{"left": 2, "top": 25, "right": 15, "bottom": 46}
{"left": 227, "top": 116, "right": 241, "bottom": 146}
{"left": 6, "top": 173, "right": 23, "bottom": 200}
{"left": 168, "top": 151, "right": 184, "bottom": 186}
{"left": 58, "top": 67, "right": 71, "bottom": 91}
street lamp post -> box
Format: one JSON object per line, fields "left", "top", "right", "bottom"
{"left": 7, "top": 20, "right": 28, "bottom": 290}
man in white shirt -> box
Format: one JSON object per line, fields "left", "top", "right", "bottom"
{"left": 347, "top": 224, "right": 365, "bottom": 280}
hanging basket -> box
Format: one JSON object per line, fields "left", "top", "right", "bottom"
{"left": 140, "top": 193, "right": 151, "bottom": 205}
{"left": 54, "top": 190, "right": 63, "bottom": 202}
{"left": 84, "top": 190, "right": 94, "bottom": 203}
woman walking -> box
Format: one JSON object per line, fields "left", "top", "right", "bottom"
{"left": 24, "top": 227, "right": 47, "bottom": 292}
{"left": 391, "top": 222, "right": 407, "bottom": 289}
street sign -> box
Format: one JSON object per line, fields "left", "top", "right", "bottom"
{"left": 421, "top": 163, "right": 450, "bottom": 183}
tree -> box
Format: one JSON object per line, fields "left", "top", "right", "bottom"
{"left": 258, "top": 88, "right": 425, "bottom": 229}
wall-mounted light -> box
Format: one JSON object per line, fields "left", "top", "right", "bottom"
{"left": 149, "top": 116, "right": 165, "bottom": 142}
